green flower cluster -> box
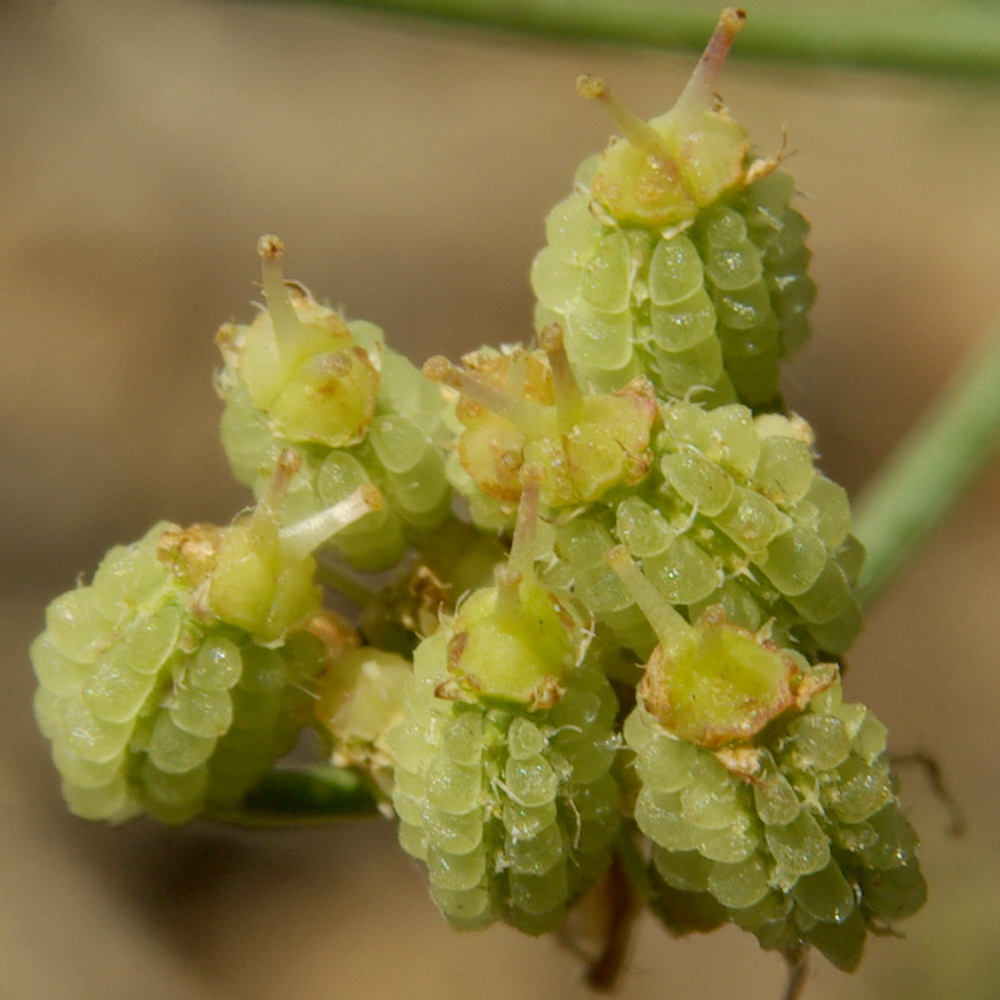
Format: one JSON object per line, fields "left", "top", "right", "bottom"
{"left": 31, "top": 456, "right": 371, "bottom": 822}
{"left": 532, "top": 160, "right": 812, "bottom": 410}
{"left": 532, "top": 17, "right": 812, "bottom": 411}
{"left": 629, "top": 683, "right": 925, "bottom": 971}
{"left": 29, "top": 7, "right": 924, "bottom": 985}
{"left": 217, "top": 236, "right": 451, "bottom": 571}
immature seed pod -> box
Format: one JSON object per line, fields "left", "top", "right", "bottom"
{"left": 611, "top": 549, "right": 924, "bottom": 972}
{"left": 546, "top": 397, "right": 861, "bottom": 661}
{"left": 217, "top": 236, "right": 452, "bottom": 570}
{"left": 627, "top": 689, "right": 925, "bottom": 972}
{"left": 30, "top": 456, "right": 376, "bottom": 823}
{"left": 388, "top": 469, "right": 622, "bottom": 932}
{"left": 314, "top": 644, "right": 413, "bottom": 809}
{"left": 531, "top": 9, "right": 815, "bottom": 410}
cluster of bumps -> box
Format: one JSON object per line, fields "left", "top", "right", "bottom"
{"left": 31, "top": 8, "right": 924, "bottom": 981}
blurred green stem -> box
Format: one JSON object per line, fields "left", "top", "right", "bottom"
{"left": 280, "top": 0, "right": 1000, "bottom": 77}
{"left": 855, "top": 319, "right": 1000, "bottom": 607}
{"left": 206, "top": 764, "right": 381, "bottom": 825}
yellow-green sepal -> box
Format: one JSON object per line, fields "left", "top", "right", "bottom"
{"left": 638, "top": 606, "right": 816, "bottom": 747}
{"left": 445, "top": 579, "right": 576, "bottom": 709}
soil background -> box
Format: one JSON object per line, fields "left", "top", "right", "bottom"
{"left": 2, "top": 2, "right": 999, "bottom": 998}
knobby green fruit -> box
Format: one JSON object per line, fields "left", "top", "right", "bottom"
{"left": 609, "top": 545, "right": 923, "bottom": 969}
{"left": 31, "top": 455, "right": 374, "bottom": 822}
{"left": 531, "top": 8, "right": 814, "bottom": 409}
{"left": 619, "top": 398, "right": 861, "bottom": 660}
{"left": 388, "top": 473, "right": 622, "bottom": 932}
{"left": 627, "top": 686, "right": 925, "bottom": 972}
{"left": 217, "top": 236, "right": 453, "bottom": 570}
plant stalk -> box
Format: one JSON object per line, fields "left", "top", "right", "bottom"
{"left": 205, "top": 764, "right": 381, "bottom": 825}
{"left": 275, "top": 0, "right": 1000, "bottom": 78}
{"left": 854, "top": 319, "right": 1000, "bottom": 607}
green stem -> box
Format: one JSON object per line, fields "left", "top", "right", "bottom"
{"left": 206, "top": 764, "right": 382, "bottom": 825}
{"left": 854, "top": 319, "right": 1000, "bottom": 607}
{"left": 315, "top": 559, "right": 377, "bottom": 608}
{"left": 273, "top": 0, "right": 1000, "bottom": 78}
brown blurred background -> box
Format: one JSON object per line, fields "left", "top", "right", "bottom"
{"left": 3, "top": 1, "right": 1000, "bottom": 997}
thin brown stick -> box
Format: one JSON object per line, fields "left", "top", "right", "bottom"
{"left": 892, "top": 750, "right": 968, "bottom": 837}
{"left": 585, "top": 851, "right": 642, "bottom": 992}
{"left": 781, "top": 944, "right": 810, "bottom": 1000}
